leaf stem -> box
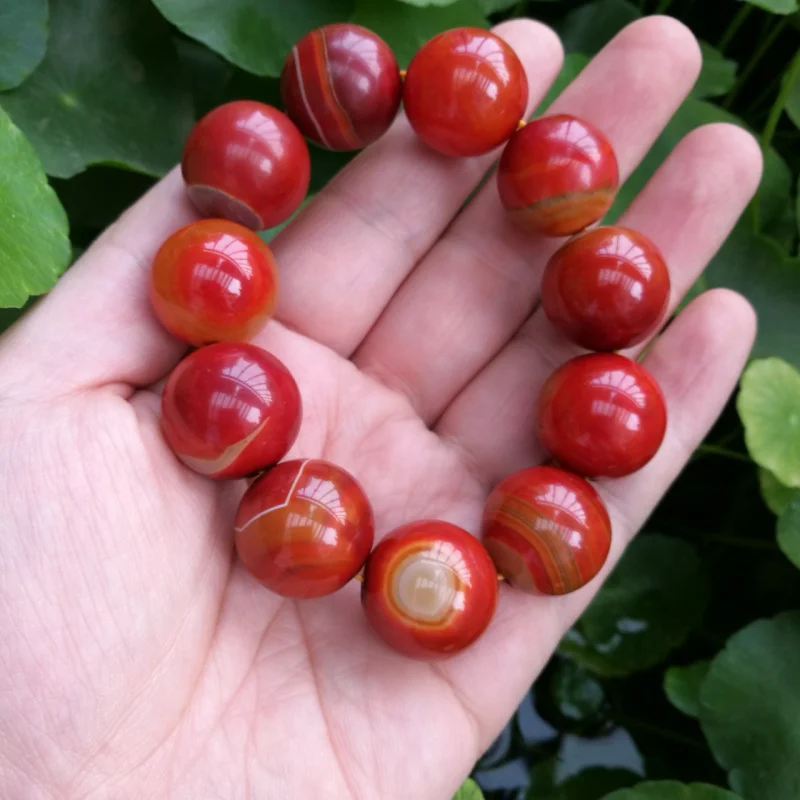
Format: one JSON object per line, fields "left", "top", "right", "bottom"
{"left": 724, "top": 16, "right": 790, "bottom": 109}
{"left": 761, "top": 47, "right": 800, "bottom": 152}
{"left": 719, "top": 5, "right": 753, "bottom": 53}
{"left": 693, "top": 443, "right": 753, "bottom": 464}
{"left": 654, "top": 0, "right": 674, "bottom": 13}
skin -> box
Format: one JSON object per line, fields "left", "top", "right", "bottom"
{"left": 0, "top": 17, "right": 761, "bottom": 800}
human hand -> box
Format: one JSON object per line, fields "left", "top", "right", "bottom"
{"left": 0, "top": 16, "right": 761, "bottom": 800}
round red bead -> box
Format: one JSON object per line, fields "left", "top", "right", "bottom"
{"left": 361, "top": 520, "right": 497, "bottom": 659}
{"left": 281, "top": 24, "right": 402, "bottom": 151}
{"left": 481, "top": 466, "right": 611, "bottom": 595}
{"left": 537, "top": 353, "right": 667, "bottom": 478}
{"left": 498, "top": 114, "right": 619, "bottom": 236}
{"left": 542, "top": 226, "right": 670, "bottom": 351}
{"left": 403, "top": 27, "right": 528, "bottom": 157}
{"left": 182, "top": 100, "right": 310, "bottom": 230}
{"left": 161, "top": 343, "right": 301, "bottom": 480}
{"left": 235, "top": 459, "right": 374, "bottom": 598}
{"left": 149, "top": 219, "right": 279, "bottom": 346}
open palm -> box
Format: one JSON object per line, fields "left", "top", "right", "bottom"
{"left": 0, "top": 17, "right": 762, "bottom": 800}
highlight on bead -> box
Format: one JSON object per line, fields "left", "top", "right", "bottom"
{"left": 361, "top": 520, "right": 498, "bottom": 659}
{"left": 481, "top": 466, "right": 612, "bottom": 595}
{"left": 182, "top": 100, "right": 310, "bottom": 230}
{"left": 160, "top": 343, "right": 302, "bottom": 480}
{"left": 149, "top": 219, "right": 279, "bottom": 346}
{"left": 235, "top": 459, "right": 374, "bottom": 598}
{"left": 498, "top": 113, "right": 619, "bottom": 237}
{"left": 403, "top": 27, "right": 528, "bottom": 157}
{"left": 281, "top": 23, "right": 402, "bottom": 151}
{"left": 537, "top": 352, "right": 667, "bottom": 478}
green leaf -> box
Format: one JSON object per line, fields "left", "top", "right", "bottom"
{"left": 476, "top": 0, "right": 520, "bottom": 11}
{"left": 152, "top": 0, "right": 354, "bottom": 77}
{"left": 785, "top": 58, "right": 800, "bottom": 130}
{"left": 0, "top": 0, "right": 47, "bottom": 91}
{"left": 527, "top": 767, "right": 640, "bottom": 799}
{"left": 776, "top": 497, "right": 800, "bottom": 568}
{"left": 0, "top": 107, "right": 70, "bottom": 307}
{"left": 740, "top": 0, "right": 798, "bottom": 14}
{"left": 699, "top": 612, "right": 800, "bottom": 799}
{"left": 602, "top": 782, "right": 742, "bottom": 800}
{"left": 397, "top": 0, "right": 461, "bottom": 6}
{"left": 546, "top": 659, "right": 608, "bottom": 732}
{"left": 664, "top": 661, "right": 711, "bottom": 719}
{"left": 536, "top": 53, "right": 591, "bottom": 116}
{"left": 693, "top": 43, "right": 738, "bottom": 99}
{"left": 453, "top": 777, "right": 485, "bottom": 800}
{"left": 738, "top": 358, "right": 800, "bottom": 487}
{"left": 559, "top": 535, "right": 708, "bottom": 677}
{"left": 759, "top": 468, "right": 800, "bottom": 516}
{"left": 0, "top": 0, "right": 194, "bottom": 179}
{"left": 557, "top": 0, "right": 641, "bottom": 55}
{"left": 352, "top": 0, "right": 488, "bottom": 67}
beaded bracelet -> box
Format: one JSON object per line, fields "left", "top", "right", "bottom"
{"left": 150, "top": 24, "right": 670, "bottom": 660}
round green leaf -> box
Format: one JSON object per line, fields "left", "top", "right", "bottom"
{"left": 0, "top": 107, "right": 70, "bottom": 307}
{"left": 352, "top": 0, "right": 488, "bottom": 67}
{"left": 559, "top": 535, "right": 708, "bottom": 677}
{"left": 738, "top": 358, "right": 800, "bottom": 488}
{"left": 777, "top": 497, "right": 800, "bottom": 568}
{"left": 603, "top": 782, "right": 742, "bottom": 800}
{"left": 547, "top": 659, "right": 608, "bottom": 731}
{"left": 0, "top": 0, "right": 47, "bottom": 91}
{"left": 758, "top": 468, "right": 800, "bottom": 516}
{"left": 152, "top": 0, "right": 354, "bottom": 77}
{"left": 785, "top": 56, "right": 800, "bottom": 130}
{"left": 453, "top": 778, "right": 484, "bottom": 800}
{"left": 699, "top": 612, "right": 800, "bottom": 799}
{"left": 0, "top": 0, "right": 194, "bottom": 178}
{"left": 397, "top": 0, "right": 461, "bottom": 6}
{"left": 693, "top": 43, "right": 738, "bottom": 100}
{"left": 663, "top": 660, "right": 711, "bottom": 719}
{"left": 527, "top": 767, "right": 640, "bottom": 799}
{"left": 740, "top": 0, "right": 798, "bottom": 13}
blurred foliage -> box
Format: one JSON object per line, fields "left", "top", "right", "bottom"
{"left": 0, "top": 0, "right": 798, "bottom": 798}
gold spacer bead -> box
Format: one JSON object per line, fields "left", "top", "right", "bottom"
{"left": 516, "top": 119, "right": 527, "bottom": 131}
{"left": 399, "top": 69, "right": 407, "bottom": 81}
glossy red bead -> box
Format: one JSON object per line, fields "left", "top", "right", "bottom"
{"left": 498, "top": 114, "right": 619, "bottom": 236}
{"left": 542, "top": 226, "right": 670, "bottom": 351}
{"left": 182, "top": 101, "right": 310, "bottom": 230}
{"left": 161, "top": 343, "right": 301, "bottom": 480}
{"left": 481, "top": 466, "right": 611, "bottom": 595}
{"left": 235, "top": 459, "right": 374, "bottom": 598}
{"left": 361, "top": 520, "right": 497, "bottom": 659}
{"left": 537, "top": 353, "right": 667, "bottom": 478}
{"left": 149, "top": 219, "right": 279, "bottom": 346}
{"left": 281, "top": 24, "right": 402, "bottom": 151}
{"left": 403, "top": 27, "right": 528, "bottom": 157}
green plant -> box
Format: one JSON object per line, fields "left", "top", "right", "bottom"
{"left": 1, "top": 1, "right": 798, "bottom": 799}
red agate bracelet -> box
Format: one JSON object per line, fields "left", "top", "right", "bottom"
{"left": 150, "top": 23, "right": 668, "bottom": 660}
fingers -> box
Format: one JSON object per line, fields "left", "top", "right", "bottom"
{"left": 269, "top": 19, "right": 563, "bottom": 355}
{"left": 353, "top": 17, "right": 702, "bottom": 423}
{"left": 437, "top": 122, "right": 763, "bottom": 485}
{"left": 0, "top": 169, "right": 196, "bottom": 400}
{"left": 439, "top": 288, "right": 757, "bottom": 750}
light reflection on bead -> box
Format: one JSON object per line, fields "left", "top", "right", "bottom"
{"left": 160, "top": 343, "right": 301, "bottom": 480}
{"left": 537, "top": 353, "right": 667, "bottom": 478}
{"left": 482, "top": 466, "right": 611, "bottom": 595}
{"left": 235, "top": 459, "right": 374, "bottom": 598}
{"left": 497, "top": 114, "right": 619, "bottom": 237}
{"left": 542, "top": 227, "right": 670, "bottom": 351}
{"left": 281, "top": 24, "right": 402, "bottom": 151}
{"left": 362, "top": 520, "right": 497, "bottom": 659}
{"left": 149, "top": 219, "right": 278, "bottom": 346}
